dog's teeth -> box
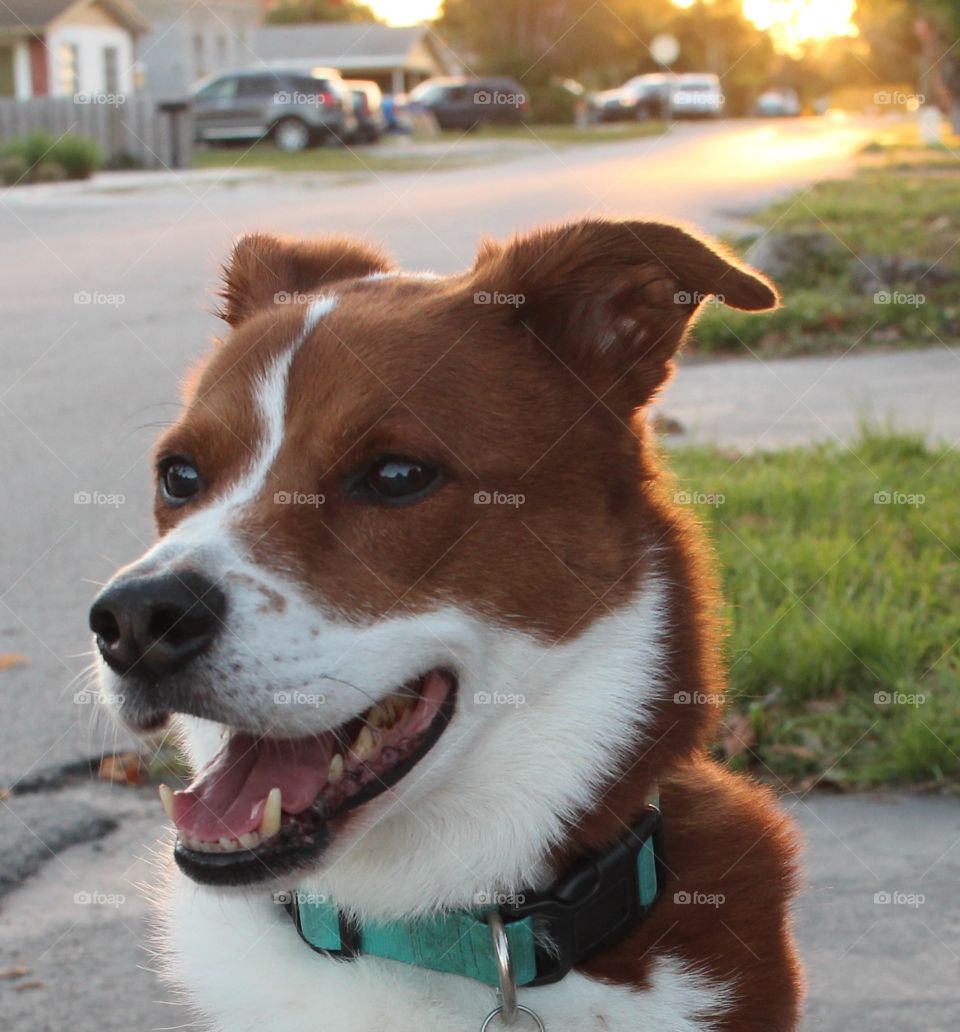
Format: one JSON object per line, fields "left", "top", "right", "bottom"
{"left": 328, "top": 752, "right": 344, "bottom": 784}
{"left": 238, "top": 831, "right": 260, "bottom": 850}
{"left": 369, "top": 703, "right": 389, "bottom": 728}
{"left": 158, "top": 784, "right": 174, "bottom": 821}
{"left": 259, "top": 787, "right": 282, "bottom": 839}
{"left": 354, "top": 726, "right": 377, "bottom": 760}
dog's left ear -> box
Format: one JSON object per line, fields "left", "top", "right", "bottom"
{"left": 472, "top": 219, "right": 777, "bottom": 405}
{"left": 218, "top": 232, "right": 393, "bottom": 327}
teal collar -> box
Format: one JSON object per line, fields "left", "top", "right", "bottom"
{"left": 286, "top": 802, "right": 661, "bottom": 989}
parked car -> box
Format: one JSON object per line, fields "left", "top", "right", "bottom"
{"left": 407, "top": 76, "right": 529, "bottom": 130}
{"left": 343, "top": 80, "right": 387, "bottom": 143}
{"left": 669, "top": 74, "right": 724, "bottom": 118}
{"left": 191, "top": 68, "right": 358, "bottom": 152}
{"left": 756, "top": 87, "right": 802, "bottom": 117}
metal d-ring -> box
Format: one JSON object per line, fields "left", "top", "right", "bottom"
{"left": 485, "top": 910, "right": 518, "bottom": 1024}
{"left": 480, "top": 1004, "right": 546, "bottom": 1032}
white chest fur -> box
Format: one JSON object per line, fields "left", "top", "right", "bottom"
{"left": 162, "top": 876, "right": 728, "bottom": 1032}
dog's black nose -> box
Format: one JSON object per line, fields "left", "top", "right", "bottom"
{"left": 89, "top": 571, "right": 226, "bottom": 678}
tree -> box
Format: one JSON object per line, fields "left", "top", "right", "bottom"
{"left": 266, "top": 0, "right": 379, "bottom": 24}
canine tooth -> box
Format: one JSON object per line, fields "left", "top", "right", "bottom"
{"left": 259, "top": 787, "right": 282, "bottom": 839}
{"left": 354, "top": 726, "right": 377, "bottom": 760}
{"left": 158, "top": 784, "right": 174, "bottom": 821}
{"left": 328, "top": 753, "right": 344, "bottom": 784}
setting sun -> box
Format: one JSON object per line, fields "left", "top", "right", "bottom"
{"left": 742, "top": 0, "right": 858, "bottom": 53}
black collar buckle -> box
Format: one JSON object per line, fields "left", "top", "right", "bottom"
{"left": 498, "top": 804, "right": 662, "bottom": 986}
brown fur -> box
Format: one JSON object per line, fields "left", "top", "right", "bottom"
{"left": 155, "top": 219, "right": 802, "bottom": 1029}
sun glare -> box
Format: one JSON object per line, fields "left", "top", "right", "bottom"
{"left": 367, "top": 0, "right": 442, "bottom": 25}
{"left": 742, "top": 0, "right": 859, "bottom": 53}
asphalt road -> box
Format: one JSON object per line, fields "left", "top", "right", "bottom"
{"left": 1, "top": 118, "right": 958, "bottom": 1030}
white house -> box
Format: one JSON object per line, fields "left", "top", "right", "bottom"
{"left": 0, "top": 0, "right": 147, "bottom": 100}
{"left": 133, "top": 0, "right": 263, "bottom": 101}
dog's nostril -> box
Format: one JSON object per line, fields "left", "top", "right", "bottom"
{"left": 90, "top": 603, "right": 122, "bottom": 648}
{"left": 147, "top": 603, "right": 212, "bottom": 647}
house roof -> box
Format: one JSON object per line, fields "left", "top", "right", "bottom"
{"left": 0, "top": 0, "right": 149, "bottom": 35}
{"left": 254, "top": 22, "right": 460, "bottom": 75}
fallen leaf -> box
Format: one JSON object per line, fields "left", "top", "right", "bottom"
{"left": 0, "top": 966, "right": 30, "bottom": 980}
{"left": 13, "top": 980, "right": 44, "bottom": 992}
{"left": 98, "top": 751, "right": 147, "bottom": 786}
{"left": 0, "top": 653, "right": 28, "bottom": 672}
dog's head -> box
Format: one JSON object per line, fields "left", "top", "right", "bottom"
{"left": 90, "top": 220, "right": 775, "bottom": 910}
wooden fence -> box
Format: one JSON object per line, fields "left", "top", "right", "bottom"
{"left": 0, "top": 92, "right": 192, "bottom": 169}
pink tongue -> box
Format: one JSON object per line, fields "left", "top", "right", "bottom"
{"left": 172, "top": 732, "right": 332, "bottom": 841}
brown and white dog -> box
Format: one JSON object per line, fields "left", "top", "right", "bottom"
{"left": 90, "top": 219, "right": 802, "bottom": 1031}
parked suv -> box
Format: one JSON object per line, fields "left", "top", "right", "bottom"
{"left": 407, "top": 76, "right": 529, "bottom": 130}
{"left": 191, "top": 68, "right": 358, "bottom": 151}
{"left": 344, "top": 79, "right": 387, "bottom": 143}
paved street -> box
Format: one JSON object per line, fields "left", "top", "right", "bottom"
{"left": 1, "top": 118, "right": 958, "bottom": 1030}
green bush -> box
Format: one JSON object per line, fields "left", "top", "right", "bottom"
{"left": 528, "top": 82, "right": 581, "bottom": 125}
{"left": 0, "top": 130, "right": 102, "bottom": 182}
{"left": 0, "top": 153, "right": 29, "bottom": 185}
{"left": 31, "top": 161, "right": 67, "bottom": 183}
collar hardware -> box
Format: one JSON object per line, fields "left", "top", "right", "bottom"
{"left": 286, "top": 802, "right": 661, "bottom": 990}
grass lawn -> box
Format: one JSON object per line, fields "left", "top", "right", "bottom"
{"left": 693, "top": 123, "right": 960, "bottom": 358}
{"left": 670, "top": 429, "right": 960, "bottom": 790}
{"left": 192, "top": 122, "right": 667, "bottom": 175}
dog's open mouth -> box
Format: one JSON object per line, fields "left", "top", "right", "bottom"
{"left": 165, "top": 669, "right": 456, "bottom": 885}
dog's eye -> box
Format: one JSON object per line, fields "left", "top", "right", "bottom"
{"left": 362, "top": 456, "right": 443, "bottom": 504}
{"left": 159, "top": 458, "right": 201, "bottom": 505}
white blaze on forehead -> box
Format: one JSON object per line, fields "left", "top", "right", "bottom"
{"left": 228, "top": 293, "right": 338, "bottom": 507}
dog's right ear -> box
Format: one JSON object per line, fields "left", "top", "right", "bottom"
{"left": 218, "top": 233, "right": 393, "bottom": 327}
